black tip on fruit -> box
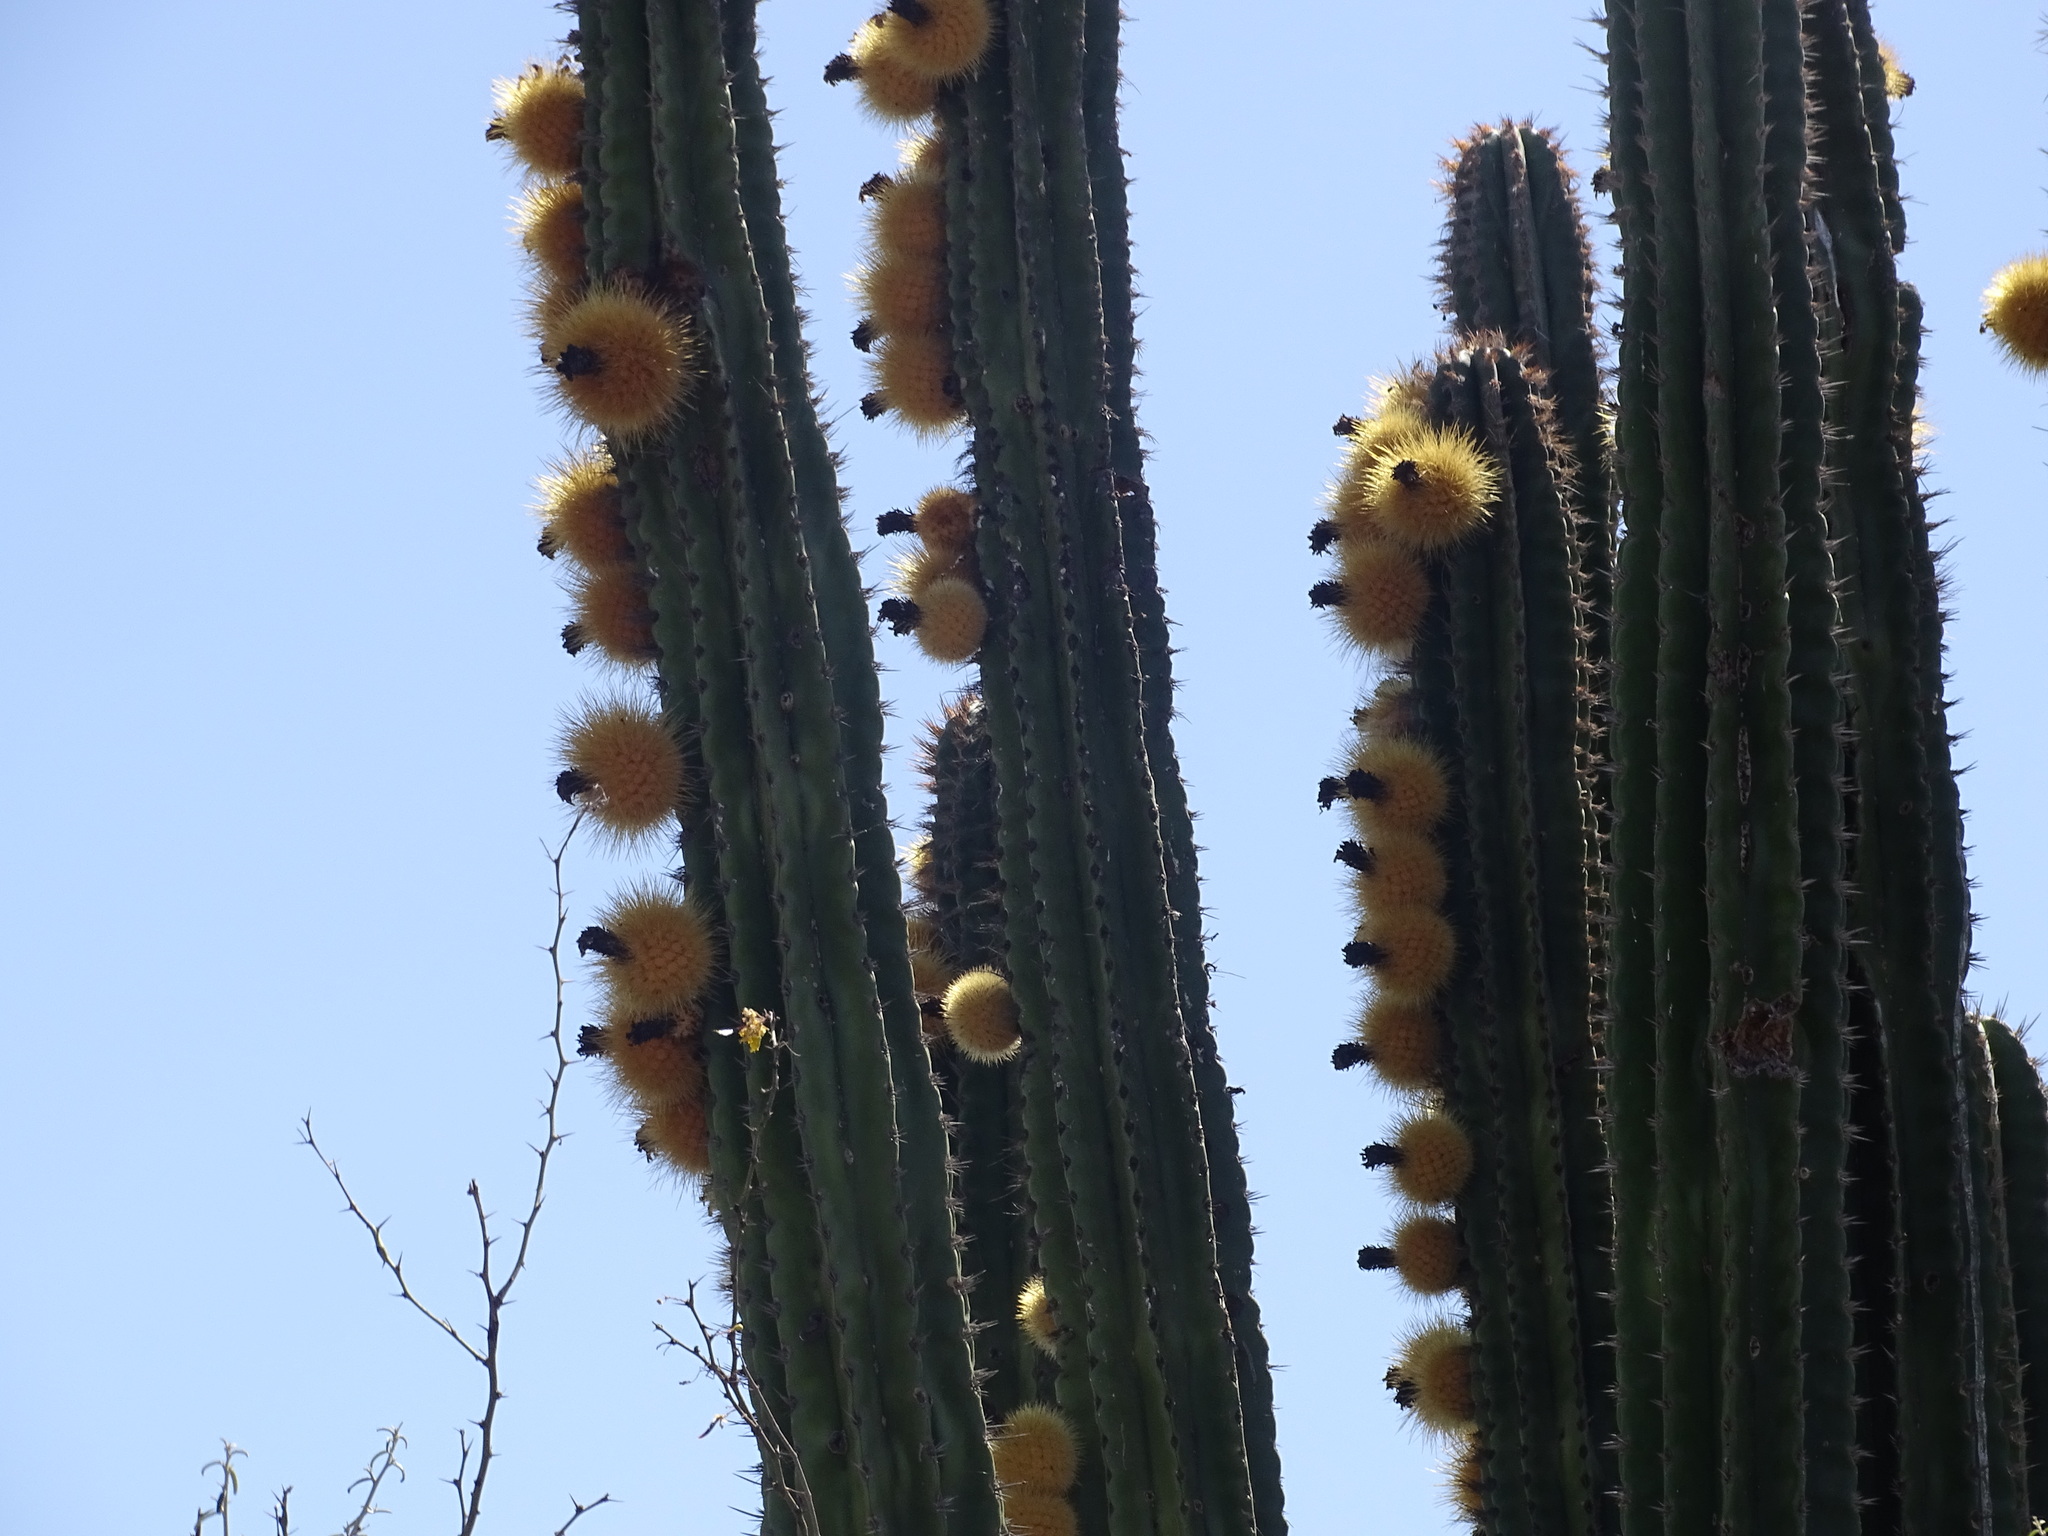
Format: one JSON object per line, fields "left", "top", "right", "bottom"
{"left": 1391, "top": 459, "right": 1422, "bottom": 488}
{"left": 1334, "top": 840, "right": 1374, "bottom": 873}
{"left": 859, "top": 391, "right": 888, "bottom": 420}
{"left": 554, "top": 343, "right": 602, "bottom": 380}
{"left": 877, "top": 509, "right": 917, "bottom": 536}
{"left": 576, "top": 925, "right": 628, "bottom": 960}
{"left": 877, "top": 597, "right": 923, "bottom": 635}
{"left": 1316, "top": 774, "right": 1347, "bottom": 810}
{"left": 1332, "top": 1041, "right": 1371, "bottom": 1071}
{"left": 576, "top": 1024, "right": 607, "bottom": 1058}
{"left": 858, "top": 171, "right": 893, "bottom": 201}
{"left": 823, "top": 53, "right": 859, "bottom": 84}
{"left": 1333, "top": 414, "right": 1361, "bottom": 437}
{"left": 555, "top": 767, "right": 593, "bottom": 804}
{"left": 561, "top": 622, "right": 587, "bottom": 656}
{"left": 1308, "top": 519, "right": 1339, "bottom": 555}
{"left": 851, "top": 318, "right": 877, "bottom": 353}
{"left": 627, "top": 1016, "right": 674, "bottom": 1046}
{"left": 1343, "top": 939, "right": 1388, "bottom": 969}
{"left": 1309, "top": 579, "right": 1347, "bottom": 609}
{"left": 1345, "top": 767, "right": 1384, "bottom": 802}
{"left": 1361, "top": 1142, "right": 1402, "bottom": 1170}
{"left": 1357, "top": 1244, "right": 1396, "bottom": 1271}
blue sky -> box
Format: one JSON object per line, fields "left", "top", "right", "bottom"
{"left": 4, "top": 1, "right": 2045, "bottom": 1532}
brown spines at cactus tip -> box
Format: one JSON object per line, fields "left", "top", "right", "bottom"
{"left": 877, "top": 597, "right": 922, "bottom": 635}
{"left": 575, "top": 924, "right": 629, "bottom": 960}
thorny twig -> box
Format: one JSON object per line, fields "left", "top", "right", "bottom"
{"left": 656, "top": 1280, "right": 822, "bottom": 1536}
{"left": 337, "top": 1427, "right": 407, "bottom": 1536}
{"left": 302, "top": 813, "right": 609, "bottom": 1536}
{"left": 193, "top": 1441, "right": 244, "bottom": 1536}
{"left": 552, "top": 1493, "right": 617, "bottom": 1536}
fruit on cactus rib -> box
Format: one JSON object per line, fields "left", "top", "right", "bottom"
{"left": 636, "top": 1094, "right": 712, "bottom": 1178}
{"left": 911, "top": 576, "right": 987, "bottom": 664}
{"left": 488, "top": 63, "right": 584, "bottom": 177}
{"left": 1358, "top": 425, "right": 1498, "bottom": 550}
{"left": 1447, "top": 1434, "right": 1484, "bottom": 1517}
{"left": 872, "top": 177, "right": 946, "bottom": 259}
{"left": 871, "top": 0, "right": 994, "bottom": 81}
{"left": 564, "top": 562, "right": 658, "bottom": 666}
{"left": 541, "top": 280, "right": 690, "bottom": 439}
{"left": 600, "top": 1003, "right": 702, "bottom": 1110}
{"left": 556, "top": 698, "right": 685, "bottom": 842}
{"left": 856, "top": 253, "right": 948, "bottom": 334}
{"left": 838, "top": 21, "right": 938, "bottom": 123}
{"left": 516, "top": 179, "right": 586, "bottom": 289}
{"left": 1345, "top": 905, "right": 1456, "bottom": 999}
{"left": 913, "top": 486, "right": 976, "bottom": 550}
{"left": 1391, "top": 1212, "right": 1462, "bottom": 1295}
{"left": 1314, "top": 539, "right": 1431, "bottom": 653}
{"left": 941, "top": 968, "right": 1021, "bottom": 1063}
{"left": 1016, "top": 1276, "right": 1058, "bottom": 1357}
{"left": 1332, "top": 735, "right": 1449, "bottom": 833}
{"left": 1984, "top": 255, "right": 2048, "bottom": 371}
{"left": 536, "top": 452, "right": 632, "bottom": 568}
{"left": 583, "top": 885, "right": 717, "bottom": 1015}
{"left": 870, "top": 331, "right": 962, "bottom": 432}
{"left": 1390, "top": 1322, "right": 1476, "bottom": 1434}
{"left": 999, "top": 1491, "right": 1077, "bottom": 1536}
{"left": 1364, "top": 1111, "right": 1472, "bottom": 1205}
{"left": 990, "top": 1404, "right": 1080, "bottom": 1493}
{"left": 1878, "top": 38, "right": 1915, "bottom": 98}
{"left": 1342, "top": 828, "right": 1448, "bottom": 911}
{"left": 1331, "top": 410, "right": 1429, "bottom": 527}
{"left": 1352, "top": 994, "right": 1442, "bottom": 1092}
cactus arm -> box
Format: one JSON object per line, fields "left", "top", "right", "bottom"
{"left": 1986, "top": 1017, "right": 2048, "bottom": 1517}
{"left": 1965, "top": 1015, "right": 2030, "bottom": 1534}
{"left": 1598, "top": 6, "right": 1669, "bottom": 1528}
{"left": 947, "top": 57, "right": 1187, "bottom": 1536}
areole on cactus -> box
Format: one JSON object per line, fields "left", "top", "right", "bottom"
{"left": 484, "top": 1, "right": 2048, "bottom": 1534}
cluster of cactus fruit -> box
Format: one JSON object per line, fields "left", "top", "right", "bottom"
{"left": 483, "top": 0, "right": 2048, "bottom": 1533}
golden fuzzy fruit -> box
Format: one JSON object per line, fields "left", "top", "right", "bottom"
{"left": 1359, "top": 425, "right": 1499, "bottom": 550}
{"left": 906, "top": 835, "right": 937, "bottom": 900}
{"left": 489, "top": 63, "right": 585, "bottom": 178}
{"left": 542, "top": 279, "right": 691, "bottom": 440}
{"left": 894, "top": 541, "right": 973, "bottom": 599}
{"left": 915, "top": 486, "right": 977, "bottom": 551}
{"left": 1344, "top": 735, "right": 1450, "bottom": 835}
{"left": 1984, "top": 255, "right": 2048, "bottom": 373}
{"left": 1391, "top": 1213, "right": 1463, "bottom": 1296}
{"left": 636, "top": 1094, "right": 712, "bottom": 1179}
{"left": 1353, "top": 994, "right": 1443, "bottom": 1093}
{"left": 1385, "top": 1111, "right": 1473, "bottom": 1205}
{"left": 901, "top": 128, "right": 947, "bottom": 182}
{"left": 590, "top": 885, "right": 719, "bottom": 1014}
{"left": 600, "top": 1001, "right": 704, "bottom": 1112}
{"left": 1350, "top": 676, "right": 1417, "bottom": 738}
{"left": 559, "top": 697, "right": 686, "bottom": 843}
{"left": 1329, "top": 408, "right": 1431, "bottom": 529}
{"left": 911, "top": 946, "right": 957, "bottom": 999}
{"left": 871, "top": 330, "right": 964, "bottom": 433}
{"left": 1448, "top": 1434, "right": 1485, "bottom": 1518}
{"left": 1324, "top": 537, "right": 1430, "bottom": 654}
{"left": 999, "top": 1491, "right": 1076, "bottom": 1536}
{"left": 872, "top": 0, "right": 995, "bottom": 81}
{"left": 516, "top": 179, "right": 587, "bottom": 289}
{"left": 566, "top": 562, "right": 659, "bottom": 667}
{"left": 873, "top": 177, "right": 947, "bottom": 260}
{"left": 849, "top": 21, "right": 940, "bottom": 123}
{"left": 1350, "top": 905, "right": 1457, "bottom": 1001}
{"left": 913, "top": 576, "right": 988, "bottom": 665}
{"left": 941, "top": 968, "right": 1021, "bottom": 1063}
{"left": 1877, "top": 39, "right": 1914, "bottom": 99}
{"left": 1016, "top": 1276, "right": 1059, "bottom": 1357}
{"left": 536, "top": 451, "right": 633, "bottom": 569}
{"left": 856, "top": 252, "right": 948, "bottom": 336}
{"left": 990, "top": 1404, "right": 1079, "bottom": 1495}
{"left": 1347, "top": 828, "right": 1447, "bottom": 913}
{"left": 1392, "top": 1323, "right": 1476, "bottom": 1435}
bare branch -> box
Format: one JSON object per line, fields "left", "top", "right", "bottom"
{"left": 552, "top": 1493, "right": 617, "bottom": 1536}
{"left": 336, "top": 1426, "right": 406, "bottom": 1536}
{"left": 193, "top": 1442, "right": 244, "bottom": 1536}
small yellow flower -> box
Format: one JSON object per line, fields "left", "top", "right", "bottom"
{"left": 738, "top": 1009, "right": 772, "bottom": 1053}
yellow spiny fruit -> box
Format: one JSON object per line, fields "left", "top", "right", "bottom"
{"left": 871, "top": 331, "right": 964, "bottom": 433}
{"left": 565, "top": 562, "right": 659, "bottom": 667}
{"left": 1330, "top": 408, "right": 1431, "bottom": 530}
{"left": 873, "top": 177, "right": 946, "bottom": 260}
{"left": 1391, "top": 1323, "right": 1476, "bottom": 1435}
{"left": 901, "top": 129, "right": 947, "bottom": 182}
{"left": 1359, "top": 425, "right": 1499, "bottom": 551}
{"left": 600, "top": 999, "right": 704, "bottom": 1112}
{"left": 990, "top": 1404, "right": 1079, "bottom": 1494}
{"left": 541, "top": 279, "right": 691, "bottom": 440}
{"left": 488, "top": 63, "right": 585, "bottom": 178}
{"left": 1343, "top": 735, "right": 1450, "bottom": 835}
{"left": 847, "top": 21, "right": 940, "bottom": 123}
{"left": 1353, "top": 993, "right": 1443, "bottom": 1093}
{"left": 872, "top": 0, "right": 995, "bottom": 81}
{"left": 1348, "top": 905, "right": 1456, "bottom": 1000}
{"left": 1370, "top": 1111, "right": 1473, "bottom": 1205}
{"left": 1391, "top": 1213, "right": 1463, "bottom": 1296}
{"left": 515, "top": 179, "right": 587, "bottom": 289}
{"left": 1877, "top": 39, "right": 1914, "bottom": 99}
{"left": 1983, "top": 255, "right": 2048, "bottom": 373}
{"left": 999, "top": 1492, "right": 1077, "bottom": 1536}
{"left": 1447, "top": 1434, "right": 1485, "bottom": 1519}
{"left": 894, "top": 541, "right": 973, "bottom": 598}
{"left": 636, "top": 1094, "right": 712, "bottom": 1179}
{"left": 587, "top": 885, "right": 719, "bottom": 1015}
{"left": 856, "top": 252, "right": 948, "bottom": 336}
{"left": 906, "top": 912, "right": 957, "bottom": 997}
{"left": 1372, "top": 370, "right": 1432, "bottom": 418}
{"left": 913, "top": 576, "right": 988, "bottom": 664}
{"left": 536, "top": 451, "right": 633, "bottom": 569}
{"left": 1351, "top": 676, "right": 1417, "bottom": 738}
{"left": 942, "top": 967, "right": 1021, "bottom": 1063}
{"left": 558, "top": 697, "right": 686, "bottom": 844}
{"left": 1324, "top": 538, "right": 1431, "bottom": 654}
{"left": 1016, "top": 1276, "right": 1059, "bottom": 1357}
{"left": 916, "top": 486, "right": 977, "bottom": 551}
{"left": 1346, "top": 828, "right": 1448, "bottom": 913}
